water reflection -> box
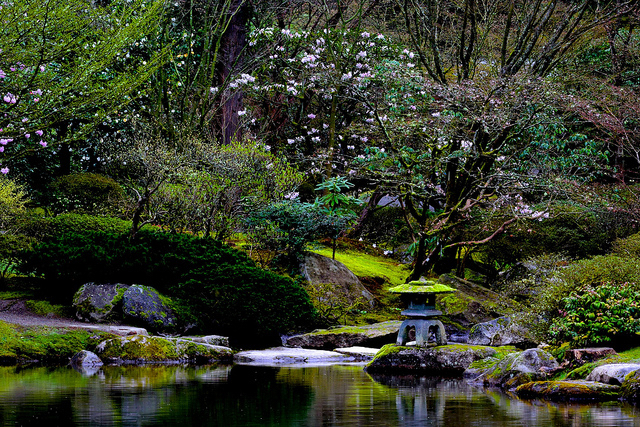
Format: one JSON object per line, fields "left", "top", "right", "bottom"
{"left": 0, "top": 365, "right": 638, "bottom": 426}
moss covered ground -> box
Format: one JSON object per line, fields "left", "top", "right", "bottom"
{"left": 0, "top": 320, "right": 117, "bottom": 364}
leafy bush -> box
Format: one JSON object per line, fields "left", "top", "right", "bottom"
{"left": 549, "top": 282, "right": 640, "bottom": 347}
{"left": 18, "top": 229, "right": 317, "bottom": 343}
{"left": 50, "top": 172, "right": 124, "bottom": 214}
{"left": 611, "top": 232, "right": 640, "bottom": 258}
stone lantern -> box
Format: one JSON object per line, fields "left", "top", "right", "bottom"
{"left": 389, "top": 281, "right": 456, "bottom": 346}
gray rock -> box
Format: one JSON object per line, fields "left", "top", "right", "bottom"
{"left": 586, "top": 364, "right": 640, "bottom": 385}
{"left": 470, "top": 348, "right": 559, "bottom": 389}
{"left": 365, "top": 343, "right": 497, "bottom": 375}
{"left": 300, "top": 252, "right": 375, "bottom": 308}
{"left": 70, "top": 350, "right": 103, "bottom": 368}
{"left": 234, "top": 347, "right": 352, "bottom": 365}
{"left": 73, "top": 283, "right": 129, "bottom": 322}
{"left": 468, "top": 316, "right": 536, "bottom": 348}
{"left": 286, "top": 321, "right": 401, "bottom": 349}
{"left": 95, "top": 335, "right": 233, "bottom": 364}
{"left": 122, "top": 285, "right": 178, "bottom": 333}
{"left": 69, "top": 350, "right": 103, "bottom": 376}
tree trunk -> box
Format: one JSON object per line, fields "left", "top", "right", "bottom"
{"left": 213, "top": 0, "right": 251, "bottom": 145}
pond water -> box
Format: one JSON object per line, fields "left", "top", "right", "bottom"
{"left": 0, "top": 363, "right": 639, "bottom": 426}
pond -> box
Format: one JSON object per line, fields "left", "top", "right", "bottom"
{"left": 0, "top": 363, "right": 639, "bottom": 426}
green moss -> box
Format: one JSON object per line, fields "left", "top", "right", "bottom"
{"left": 388, "top": 283, "right": 456, "bottom": 294}
{"left": 437, "top": 293, "right": 472, "bottom": 314}
{"left": 100, "top": 336, "right": 180, "bottom": 361}
{"left": 0, "top": 320, "right": 117, "bottom": 363}
{"left": 310, "top": 248, "right": 410, "bottom": 287}
{"left": 24, "top": 300, "right": 69, "bottom": 317}
{"left": 367, "top": 344, "right": 410, "bottom": 366}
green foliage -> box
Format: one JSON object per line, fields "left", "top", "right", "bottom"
{"left": 49, "top": 173, "right": 124, "bottom": 214}
{"left": 305, "top": 283, "right": 368, "bottom": 325}
{"left": 245, "top": 199, "right": 352, "bottom": 267}
{"left": 611, "top": 232, "right": 640, "bottom": 258}
{"left": 18, "top": 229, "right": 317, "bottom": 342}
{"left": 18, "top": 213, "right": 131, "bottom": 241}
{"left": 0, "top": 176, "right": 28, "bottom": 229}
{"left": 558, "top": 255, "right": 640, "bottom": 288}
{"left": 549, "top": 283, "right": 640, "bottom": 347}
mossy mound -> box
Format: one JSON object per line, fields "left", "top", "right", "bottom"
{"left": 365, "top": 343, "right": 497, "bottom": 375}
{"left": 95, "top": 335, "right": 233, "bottom": 364}
{"left": 516, "top": 380, "right": 621, "bottom": 402}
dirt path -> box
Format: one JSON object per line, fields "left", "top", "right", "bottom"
{"left": 0, "top": 299, "right": 147, "bottom": 336}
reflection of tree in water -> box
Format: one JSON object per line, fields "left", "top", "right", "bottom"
{"left": 368, "top": 373, "right": 640, "bottom": 427}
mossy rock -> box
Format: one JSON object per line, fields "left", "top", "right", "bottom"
{"left": 516, "top": 380, "right": 621, "bottom": 402}
{"left": 94, "top": 335, "right": 233, "bottom": 364}
{"left": 286, "top": 321, "right": 402, "bottom": 350}
{"left": 472, "top": 348, "right": 559, "bottom": 390}
{"left": 365, "top": 343, "right": 497, "bottom": 375}
{"left": 621, "top": 370, "right": 640, "bottom": 402}
{"left": 73, "top": 283, "right": 129, "bottom": 323}
{"left": 122, "top": 285, "right": 178, "bottom": 333}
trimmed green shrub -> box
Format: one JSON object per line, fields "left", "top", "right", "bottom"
{"left": 50, "top": 172, "right": 124, "bottom": 214}
{"left": 611, "top": 232, "right": 640, "bottom": 258}
{"left": 0, "top": 176, "right": 28, "bottom": 230}
{"left": 18, "top": 229, "right": 317, "bottom": 343}
{"left": 18, "top": 213, "right": 131, "bottom": 240}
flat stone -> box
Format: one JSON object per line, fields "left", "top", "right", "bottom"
{"left": 467, "top": 316, "right": 535, "bottom": 348}
{"left": 586, "top": 364, "right": 640, "bottom": 385}
{"left": 334, "top": 346, "right": 380, "bottom": 360}
{"left": 234, "top": 347, "right": 353, "bottom": 365}
{"left": 286, "top": 321, "right": 401, "bottom": 349}
{"left": 365, "top": 343, "right": 497, "bottom": 375}
{"left": 516, "top": 380, "right": 621, "bottom": 401}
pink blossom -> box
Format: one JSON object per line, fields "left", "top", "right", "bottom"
{"left": 3, "top": 93, "right": 16, "bottom": 104}
{"left": 1, "top": 168, "right": 8, "bottom": 174}
{"left": 36, "top": 130, "right": 43, "bottom": 136}
{"left": 307, "top": 114, "right": 316, "bottom": 119}
{"left": 39, "top": 140, "right": 47, "bottom": 147}
{"left": 0, "top": 70, "right": 5, "bottom": 79}
{"left": 25, "top": 134, "right": 30, "bottom": 139}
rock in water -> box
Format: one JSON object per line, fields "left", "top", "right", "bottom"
{"left": 586, "top": 364, "right": 640, "bottom": 385}
{"left": 73, "top": 283, "right": 129, "bottom": 322}
{"left": 516, "top": 380, "right": 620, "bottom": 401}
{"left": 468, "top": 348, "right": 559, "bottom": 390}
{"left": 70, "top": 350, "right": 103, "bottom": 368}
{"left": 300, "top": 252, "right": 375, "bottom": 308}
{"left": 365, "top": 343, "right": 497, "bottom": 375}
{"left": 122, "top": 285, "right": 178, "bottom": 333}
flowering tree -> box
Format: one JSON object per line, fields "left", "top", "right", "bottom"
{"left": 0, "top": 0, "right": 167, "bottom": 179}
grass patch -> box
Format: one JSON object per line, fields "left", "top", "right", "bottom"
{"left": 310, "top": 247, "right": 410, "bottom": 288}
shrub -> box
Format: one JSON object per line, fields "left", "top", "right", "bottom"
{"left": 50, "top": 172, "right": 124, "bottom": 214}
{"left": 18, "top": 213, "right": 131, "bottom": 240}
{"left": 611, "top": 232, "right": 640, "bottom": 258}
{"left": 18, "top": 229, "right": 317, "bottom": 342}
{"left": 0, "top": 176, "right": 28, "bottom": 230}
{"left": 549, "top": 282, "right": 640, "bottom": 347}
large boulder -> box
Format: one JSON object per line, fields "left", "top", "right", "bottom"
{"left": 286, "top": 321, "right": 401, "bottom": 349}
{"left": 70, "top": 350, "right": 103, "bottom": 376}
{"left": 467, "top": 316, "right": 536, "bottom": 348}
{"left": 365, "top": 343, "right": 497, "bottom": 375}
{"left": 95, "top": 335, "right": 233, "bottom": 364}
{"left": 516, "top": 380, "right": 620, "bottom": 401}
{"left": 300, "top": 252, "right": 375, "bottom": 308}
{"left": 468, "top": 348, "right": 559, "bottom": 389}
{"left": 436, "top": 275, "right": 511, "bottom": 327}
{"left": 122, "top": 285, "right": 178, "bottom": 333}
{"left": 586, "top": 364, "right": 640, "bottom": 385}
{"left": 73, "top": 283, "right": 129, "bottom": 322}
